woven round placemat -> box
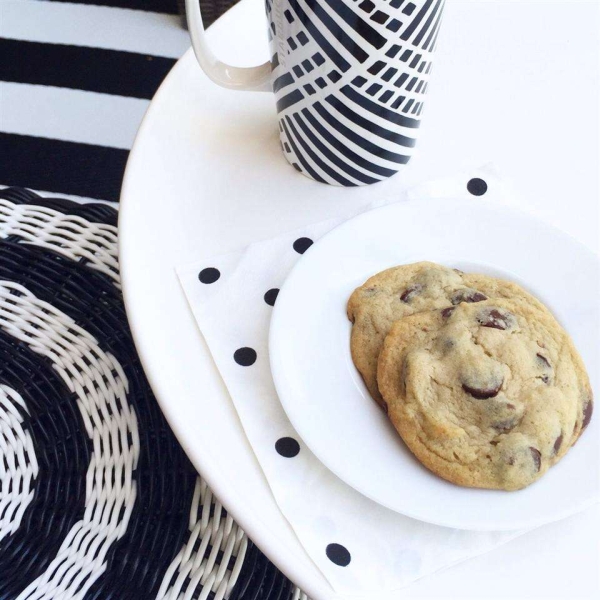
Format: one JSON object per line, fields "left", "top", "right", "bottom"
{"left": 0, "top": 187, "right": 303, "bottom": 600}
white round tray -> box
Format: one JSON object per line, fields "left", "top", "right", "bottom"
{"left": 119, "top": 0, "right": 600, "bottom": 597}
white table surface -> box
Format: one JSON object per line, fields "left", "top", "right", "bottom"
{"left": 120, "top": 0, "right": 600, "bottom": 598}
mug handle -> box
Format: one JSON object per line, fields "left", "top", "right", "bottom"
{"left": 185, "top": 0, "right": 273, "bottom": 92}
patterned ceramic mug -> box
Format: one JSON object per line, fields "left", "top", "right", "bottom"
{"left": 185, "top": 0, "right": 445, "bottom": 186}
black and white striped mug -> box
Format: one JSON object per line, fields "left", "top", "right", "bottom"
{"left": 186, "top": 0, "right": 445, "bottom": 186}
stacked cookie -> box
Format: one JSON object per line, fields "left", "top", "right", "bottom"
{"left": 347, "top": 262, "right": 593, "bottom": 491}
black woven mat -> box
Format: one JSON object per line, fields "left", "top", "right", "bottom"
{"left": 0, "top": 187, "right": 295, "bottom": 600}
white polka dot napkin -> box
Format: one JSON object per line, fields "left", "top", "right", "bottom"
{"left": 177, "top": 167, "right": 526, "bottom": 595}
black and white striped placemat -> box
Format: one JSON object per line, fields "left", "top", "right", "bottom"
{"left": 0, "top": 0, "right": 230, "bottom": 204}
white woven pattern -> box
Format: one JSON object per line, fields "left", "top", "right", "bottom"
{"left": 0, "top": 200, "right": 307, "bottom": 600}
{"left": 156, "top": 478, "right": 248, "bottom": 600}
{"left": 0, "top": 385, "right": 38, "bottom": 542}
{"left": 0, "top": 200, "right": 119, "bottom": 286}
{"left": 0, "top": 281, "right": 139, "bottom": 600}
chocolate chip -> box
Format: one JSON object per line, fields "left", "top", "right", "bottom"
{"left": 530, "top": 447, "right": 541, "bottom": 471}
{"left": 506, "top": 403, "right": 515, "bottom": 410}
{"left": 477, "top": 308, "right": 514, "bottom": 330}
{"left": 492, "top": 418, "right": 517, "bottom": 432}
{"left": 582, "top": 398, "right": 593, "bottom": 430}
{"left": 441, "top": 306, "right": 456, "bottom": 318}
{"left": 507, "top": 456, "right": 515, "bottom": 466}
{"left": 440, "top": 338, "right": 456, "bottom": 354}
{"left": 535, "top": 354, "right": 553, "bottom": 384}
{"left": 553, "top": 433, "right": 563, "bottom": 454}
{"left": 400, "top": 284, "right": 423, "bottom": 303}
{"left": 462, "top": 380, "right": 503, "bottom": 399}
{"left": 536, "top": 353, "right": 551, "bottom": 368}
{"left": 490, "top": 440, "right": 499, "bottom": 446}
{"left": 451, "top": 288, "right": 488, "bottom": 305}
{"left": 453, "top": 268, "right": 465, "bottom": 275}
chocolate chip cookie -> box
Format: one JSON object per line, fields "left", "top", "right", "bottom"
{"left": 347, "top": 262, "right": 549, "bottom": 408}
{"left": 377, "top": 300, "right": 593, "bottom": 490}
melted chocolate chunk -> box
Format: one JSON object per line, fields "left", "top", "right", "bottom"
{"left": 492, "top": 418, "right": 517, "bottom": 432}
{"left": 582, "top": 398, "right": 593, "bottom": 429}
{"left": 477, "top": 308, "right": 514, "bottom": 330}
{"left": 451, "top": 288, "right": 488, "bottom": 305}
{"left": 441, "top": 306, "right": 456, "bottom": 319}
{"left": 536, "top": 353, "right": 551, "bottom": 368}
{"left": 553, "top": 433, "right": 563, "bottom": 454}
{"left": 400, "top": 284, "right": 423, "bottom": 303}
{"left": 530, "top": 447, "right": 542, "bottom": 472}
{"left": 462, "top": 380, "right": 503, "bottom": 399}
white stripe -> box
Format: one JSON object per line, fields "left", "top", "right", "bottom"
{"left": 0, "top": 385, "right": 38, "bottom": 542}
{"left": 0, "top": 0, "right": 190, "bottom": 58}
{"left": 0, "top": 185, "right": 117, "bottom": 207}
{"left": 0, "top": 82, "right": 148, "bottom": 150}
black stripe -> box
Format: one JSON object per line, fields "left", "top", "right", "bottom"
{"left": 0, "top": 38, "right": 174, "bottom": 99}
{"left": 340, "top": 85, "right": 420, "bottom": 129}
{"left": 284, "top": 116, "right": 354, "bottom": 186}
{"left": 273, "top": 72, "right": 294, "bottom": 93}
{"left": 316, "top": 100, "right": 410, "bottom": 166}
{"left": 40, "top": 0, "right": 179, "bottom": 14}
{"left": 293, "top": 113, "right": 379, "bottom": 185}
{"left": 429, "top": 16, "right": 444, "bottom": 52}
{"left": 321, "top": 0, "right": 387, "bottom": 50}
{"left": 400, "top": 0, "right": 434, "bottom": 41}
{"left": 0, "top": 133, "right": 128, "bottom": 202}
{"left": 422, "top": 0, "right": 445, "bottom": 50}
{"left": 306, "top": 1, "right": 370, "bottom": 63}
{"left": 326, "top": 95, "right": 416, "bottom": 147}
{"left": 276, "top": 89, "right": 305, "bottom": 112}
{"left": 405, "top": 76, "right": 418, "bottom": 91}
{"left": 302, "top": 107, "right": 394, "bottom": 178}
{"left": 280, "top": 121, "right": 327, "bottom": 183}
{"left": 413, "top": 0, "right": 443, "bottom": 46}
{"left": 288, "top": 0, "right": 351, "bottom": 72}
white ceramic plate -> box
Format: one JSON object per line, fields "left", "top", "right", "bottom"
{"left": 270, "top": 198, "right": 599, "bottom": 531}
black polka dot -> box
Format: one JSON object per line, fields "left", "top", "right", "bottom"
{"left": 199, "top": 267, "right": 220, "bottom": 284}
{"left": 326, "top": 543, "right": 351, "bottom": 567}
{"left": 293, "top": 237, "right": 313, "bottom": 254}
{"left": 264, "top": 288, "right": 280, "bottom": 306}
{"left": 275, "top": 437, "right": 300, "bottom": 457}
{"left": 467, "top": 178, "right": 488, "bottom": 196}
{"left": 233, "top": 347, "right": 257, "bottom": 366}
